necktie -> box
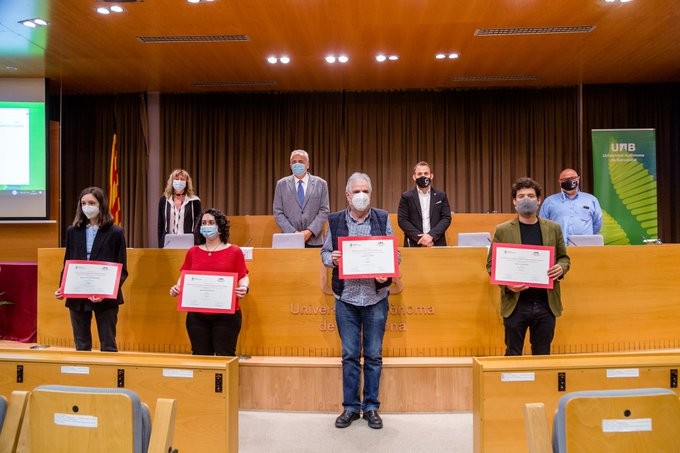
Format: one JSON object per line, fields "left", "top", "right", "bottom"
{"left": 297, "top": 180, "right": 304, "bottom": 206}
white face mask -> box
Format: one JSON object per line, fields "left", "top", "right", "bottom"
{"left": 351, "top": 192, "right": 370, "bottom": 211}
{"left": 172, "top": 179, "right": 187, "bottom": 192}
{"left": 82, "top": 205, "right": 100, "bottom": 220}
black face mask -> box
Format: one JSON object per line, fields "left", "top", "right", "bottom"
{"left": 415, "top": 176, "right": 431, "bottom": 188}
{"left": 560, "top": 179, "right": 578, "bottom": 191}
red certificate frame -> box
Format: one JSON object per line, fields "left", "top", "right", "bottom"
{"left": 490, "top": 243, "right": 555, "bottom": 289}
{"left": 338, "top": 235, "right": 399, "bottom": 279}
{"left": 60, "top": 260, "right": 123, "bottom": 299}
{"left": 177, "top": 270, "right": 238, "bottom": 314}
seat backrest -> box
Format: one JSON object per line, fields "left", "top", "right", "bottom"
{"left": 457, "top": 232, "right": 491, "bottom": 247}
{"left": 272, "top": 232, "right": 305, "bottom": 249}
{"left": 0, "top": 391, "right": 29, "bottom": 453}
{"left": 27, "top": 385, "right": 150, "bottom": 453}
{"left": 0, "top": 395, "right": 6, "bottom": 428}
{"left": 553, "top": 388, "right": 680, "bottom": 453}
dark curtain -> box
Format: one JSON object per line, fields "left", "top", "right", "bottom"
{"left": 60, "top": 94, "right": 148, "bottom": 247}
{"left": 159, "top": 87, "right": 579, "bottom": 215}
{"left": 58, "top": 83, "right": 679, "bottom": 247}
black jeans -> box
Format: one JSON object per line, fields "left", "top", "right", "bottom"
{"left": 186, "top": 310, "right": 242, "bottom": 356}
{"left": 69, "top": 305, "right": 119, "bottom": 351}
{"left": 503, "top": 299, "right": 555, "bottom": 356}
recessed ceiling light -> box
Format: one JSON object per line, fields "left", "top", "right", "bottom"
{"left": 325, "top": 55, "right": 336, "bottom": 63}
{"left": 435, "top": 54, "right": 446, "bottom": 60}
{"left": 448, "top": 53, "right": 459, "bottom": 59}
{"left": 96, "top": 7, "right": 111, "bottom": 14}
{"left": 19, "top": 18, "right": 48, "bottom": 27}
{"left": 110, "top": 6, "right": 125, "bottom": 13}
{"left": 279, "top": 56, "right": 290, "bottom": 64}
{"left": 376, "top": 54, "right": 387, "bottom": 62}
{"left": 267, "top": 56, "right": 278, "bottom": 64}
{"left": 388, "top": 55, "right": 399, "bottom": 61}
{"left": 337, "top": 55, "right": 349, "bottom": 63}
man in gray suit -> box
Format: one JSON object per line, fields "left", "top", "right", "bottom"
{"left": 486, "top": 177, "right": 570, "bottom": 356}
{"left": 273, "top": 149, "right": 330, "bottom": 247}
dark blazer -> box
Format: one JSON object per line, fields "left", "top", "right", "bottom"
{"left": 157, "top": 196, "right": 202, "bottom": 248}
{"left": 485, "top": 217, "right": 570, "bottom": 318}
{"left": 62, "top": 224, "right": 128, "bottom": 311}
{"left": 397, "top": 187, "right": 452, "bottom": 247}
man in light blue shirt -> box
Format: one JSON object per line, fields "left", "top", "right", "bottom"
{"left": 539, "top": 168, "right": 603, "bottom": 244}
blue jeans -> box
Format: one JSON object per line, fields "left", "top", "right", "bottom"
{"left": 335, "top": 297, "right": 389, "bottom": 413}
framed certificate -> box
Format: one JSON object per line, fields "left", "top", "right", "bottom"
{"left": 60, "top": 260, "right": 123, "bottom": 299}
{"left": 490, "top": 243, "right": 555, "bottom": 289}
{"left": 338, "top": 236, "right": 399, "bottom": 279}
{"left": 178, "top": 270, "right": 238, "bottom": 314}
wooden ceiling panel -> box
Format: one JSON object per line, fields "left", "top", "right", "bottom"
{"left": 1, "top": 0, "right": 678, "bottom": 94}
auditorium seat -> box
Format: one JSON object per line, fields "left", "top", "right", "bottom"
{"left": 0, "top": 391, "right": 29, "bottom": 453}
{"left": 24, "top": 385, "right": 176, "bottom": 453}
{"left": 525, "top": 388, "right": 680, "bottom": 453}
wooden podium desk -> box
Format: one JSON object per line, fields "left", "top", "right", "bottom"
{"left": 37, "top": 244, "right": 680, "bottom": 357}
{"left": 227, "top": 213, "right": 513, "bottom": 248}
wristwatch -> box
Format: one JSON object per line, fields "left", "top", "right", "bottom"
{"left": 241, "top": 285, "right": 249, "bottom": 294}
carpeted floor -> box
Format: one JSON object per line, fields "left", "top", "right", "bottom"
{"left": 239, "top": 410, "right": 473, "bottom": 453}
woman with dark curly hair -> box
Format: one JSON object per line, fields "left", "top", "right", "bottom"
{"left": 169, "top": 208, "right": 250, "bottom": 356}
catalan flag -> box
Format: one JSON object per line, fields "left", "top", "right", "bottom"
{"left": 108, "top": 134, "right": 122, "bottom": 225}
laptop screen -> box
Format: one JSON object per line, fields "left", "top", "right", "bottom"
{"left": 163, "top": 233, "right": 195, "bottom": 249}
{"left": 272, "top": 233, "right": 305, "bottom": 249}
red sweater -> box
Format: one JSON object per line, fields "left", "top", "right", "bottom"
{"left": 180, "top": 245, "right": 249, "bottom": 311}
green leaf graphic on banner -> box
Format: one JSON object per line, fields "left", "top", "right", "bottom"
{"left": 608, "top": 157, "right": 658, "bottom": 241}
{"left": 600, "top": 210, "right": 630, "bottom": 245}
{"left": 592, "top": 129, "right": 657, "bottom": 245}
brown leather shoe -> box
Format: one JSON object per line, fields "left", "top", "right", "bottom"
{"left": 335, "top": 409, "right": 360, "bottom": 428}
{"left": 363, "top": 410, "right": 383, "bottom": 429}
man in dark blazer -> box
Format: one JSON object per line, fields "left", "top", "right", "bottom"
{"left": 273, "top": 149, "right": 330, "bottom": 247}
{"left": 486, "top": 177, "right": 570, "bottom": 356}
{"left": 397, "top": 161, "right": 452, "bottom": 247}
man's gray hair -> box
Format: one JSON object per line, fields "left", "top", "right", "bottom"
{"left": 345, "top": 172, "right": 372, "bottom": 193}
{"left": 290, "top": 149, "right": 309, "bottom": 162}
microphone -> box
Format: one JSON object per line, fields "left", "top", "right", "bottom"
{"left": 243, "top": 237, "right": 252, "bottom": 247}
{"left": 567, "top": 237, "right": 577, "bottom": 246}
{"left": 641, "top": 235, "right": 662, "bottom": 245}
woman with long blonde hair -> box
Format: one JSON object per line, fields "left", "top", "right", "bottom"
{"left": 157, "top": 168, "right": 201, "bottom": 248}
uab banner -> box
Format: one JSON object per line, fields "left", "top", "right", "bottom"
{"left": 591, "top": 129, "right": 657, "bottom": 245}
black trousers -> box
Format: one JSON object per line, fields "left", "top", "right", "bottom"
{"left": 69, "top": 305, "right": 119, "bottom": 352}
{"left": 503, "top": 299, "right": 555, "bottom": 356}
{"left": 186, "top": 310, "right": 242, "bottom": 356}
